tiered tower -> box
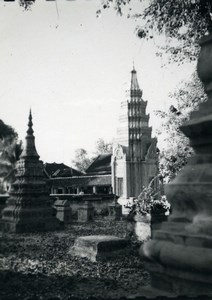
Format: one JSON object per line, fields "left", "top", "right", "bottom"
{"left": 112, "top": 67, "right": 158, "bottom": 200}
{"left": 1, "top": 111, "right": 60, "bottom": 233}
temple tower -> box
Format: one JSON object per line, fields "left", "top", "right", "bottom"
{"left": 112, "top": 67, "right": 158, "bottom": 201}
{"left": 1, "top": 110, "right": 60, "bottom": 233}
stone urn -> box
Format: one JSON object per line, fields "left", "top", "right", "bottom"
{"left": 134, "top": 213, "right": 151, "bottom": 242}
{"left": 140, "top": 34, "right": 212, "bottom": 296}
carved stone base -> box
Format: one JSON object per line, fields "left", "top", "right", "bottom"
{"left": 140, "top": 218, "right": 212, "bottom": 296}
{"left": 146, "top": 261, "right": 212, "bottom": 296}
{"left": 139, "top": 33, "right": 212, "bottom": 297}
{"left": 1, "top": 205, "right": 61, "bottom": 233}
{"left": 108, "top": 202, "right": 122, "bottom": 220}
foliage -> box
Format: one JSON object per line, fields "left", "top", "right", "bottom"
{"left": 72, "top": 148, "right": 93, "bottom": 173}
{"left": 0, "top": 120, "right": 22, "bottom": 193}
{"left": 0, "top": 120, "right": 17, "bottom": 140}
{"left": 151, "top": 196, "right": 171, "bottom": 213}
{"left": 101, "top": 0, "right": 212, "bottom": 62}
{"left": 19, "top": 0, "right": 34, "bottom": 10}
{"left": 94, "top": 138, "right": 113, "bottom": 155}
{"left": 156, "top": 72, "right": 207, "bottom": 182}
{"left": 127, "top": 176, "right": 170, "bottom": 217}
{"left": 127, "top": 188, "right": 170, "bottom": 217}
{"left": 17, "top": 0, "right": 212, "bottom": 62}
{"left": 72, "top": 138, "right": 113, "bottom": 172}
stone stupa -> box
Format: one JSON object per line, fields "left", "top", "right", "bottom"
{"left": 1, "top": 110, "right": 60, "bottom": 233}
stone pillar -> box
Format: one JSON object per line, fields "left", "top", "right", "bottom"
{"left": 53, "top": 198, "right": 72, "bottom": 224}
{"left": 92, "top": 186, "right": 97, "bottom": 194}
{"left": 140, "top": 34, "right": 212, "bottom": 296}
{"left": 111, "top": 155, "right": 116, "bottom": 195}
{"left": 77, "top": 201, "right": 94, "bottom": 222}
{"left": 108, "top": 199, "right": 122, "bottom": 221}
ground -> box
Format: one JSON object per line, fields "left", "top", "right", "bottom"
{"left": 0, "top": 219, "right": 150, "bottom": 300}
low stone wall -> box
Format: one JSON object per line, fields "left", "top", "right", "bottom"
{"left": 50, "top": 194, "right": 115, "bottom": 216}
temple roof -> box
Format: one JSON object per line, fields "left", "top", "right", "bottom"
{"left": 44, "top": 163, "right": 83, "bottom": 178}
{"left": 50, "top": 174, "right": 111, "bottom": 187}
{"left": 86, "top": 154, "right": 112, "bottom": 175}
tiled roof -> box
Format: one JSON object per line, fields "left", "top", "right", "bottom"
{"left": 44, "top": 163, "right": 82, "bottom": 178}
{"left": 86, "top": 154, "right": 112, "bottom": 175}
{"left": 59, "top": 168, "right": 83, "bottom": 177}
{"left": 50, "top": 175, "right": 111, "bottom": 187}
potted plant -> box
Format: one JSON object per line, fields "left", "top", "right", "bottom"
{"left": 126, "top": 176, "right": 170, "bottom": 241}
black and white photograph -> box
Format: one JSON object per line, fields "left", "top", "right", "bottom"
{"left": 0, "top": 0, "right": 212, "bottom": 299}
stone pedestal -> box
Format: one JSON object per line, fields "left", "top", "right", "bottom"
{"left": 140, "top": 34, "right": 212, "bottom": 296}
{"left": 134, "top": 214, "right": 151, "bottom": 242}
{"left": 77, "top": 201, "right": 94, "bottom": 222}
{"left": 0, "top": 194, "right": 8, "bottom": 217}
{"left": 150, "top": 208, "right": 168, "bottom": 238}
{"left": 70, "top": 235, "right": 129, "bottom": 262}
{"left": 1, "top": 111, "right": 60, "bottom": 233}
{"left": 108, "top": 201, "right": 122, "bottom": 220}
{"left": 53, "top": 198, "right": 72, "bottom": 224}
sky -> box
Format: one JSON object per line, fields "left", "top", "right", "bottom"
{"left": 0, "top": 0, "right": 195, "bottom": 166}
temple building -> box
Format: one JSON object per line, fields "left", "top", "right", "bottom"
{"left": 46, "top": 67, "right": 158, "bottom": 202}
{"left": 111, "top": 67, "right": 158, "bottom": 200}
{"left": 0, "top": 67, "right": 158, "bottom": 223}
{"left": 48, "top": 154, "right": 112, "bottom": 196}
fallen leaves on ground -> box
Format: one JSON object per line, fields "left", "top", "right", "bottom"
{"left": 0, "top": 219, "right": 150, "bottom": 299}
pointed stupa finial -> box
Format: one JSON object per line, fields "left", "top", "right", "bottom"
{"left": 27, "top": 108, "right": 34, "bottom": 136}
{"left": 130, "top": 65, "right": 142, "bottom": 98}
{"left": 132, "top": 59, "right": 135, "bottom": 72}
{"left": 21, "top": 109, "right": 39, "bottom": 159}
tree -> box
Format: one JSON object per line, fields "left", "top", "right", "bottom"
{"left": 72, "top": 139, "right": 113, "bottom": 172}
{"left": 18, "top": 0, "right": 212, "bottom": 62}
{"left": 72, "top": 148, "right": 93, "bottom": 173}
{"left": 19, "top": 0, "right": 34, "bottom": 10}
{"left": 100, "top": 0, "right": 212, "bottom": 62}
{"left": 156, "top": 72, "right": 207, "bottom": 182}
{"left": 0, "top": 120, "right": 22, "bottom": 193}
{"left": 94, "top": 138, "right": 113, "bottom": 155}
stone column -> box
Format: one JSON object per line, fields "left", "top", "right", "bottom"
{"left": 111, "top": 154, "right": 116, "bottom": 195}
{"left": 92, "top": 186, "right": 97, "bottom": 194}
{"left": 140, "top": 35, "right": 212, "bottom": 296}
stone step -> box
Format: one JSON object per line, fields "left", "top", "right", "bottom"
{"left": 69, "top": 235, "right": 130, "bottom": 262}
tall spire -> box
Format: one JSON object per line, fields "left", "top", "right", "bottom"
{"left": 27, "top": 108, "right": 33, "bottom": 135}
{"left": 1, "top": 108, "right": 60, "bottom": 233}
{"left": 130, "top": 66, "right": 142, "bottom": 98}
{"left": 21, "top": 109, "right": 39, "bottom": 159}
